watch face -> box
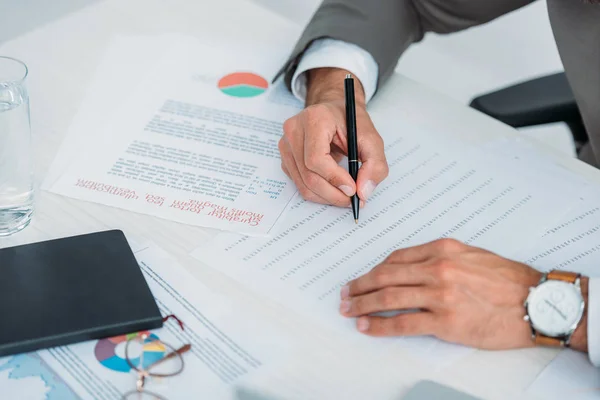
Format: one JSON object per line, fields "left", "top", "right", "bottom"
{"left": 527, "top": 280, "right": 584, "bottom": 337}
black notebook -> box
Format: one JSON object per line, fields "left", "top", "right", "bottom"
{"left": 0, "top": 230, "right": 163, "bottom": 357}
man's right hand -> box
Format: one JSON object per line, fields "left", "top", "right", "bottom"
{"left": 279, "top": 68, "right": 389, "bottom": 207}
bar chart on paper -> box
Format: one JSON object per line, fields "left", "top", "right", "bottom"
{"left": 218, "top": 72, "right": 269, "bottom": 98}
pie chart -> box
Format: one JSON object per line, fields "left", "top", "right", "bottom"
{"left": 218, "top": 72, "right": 269, "bottom": 98}
{"left": 94, "top": 332, "right": 166, "bottom": 373}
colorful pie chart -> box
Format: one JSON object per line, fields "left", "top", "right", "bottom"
{"left": 94, "top": 332, "right": 166, "bottom": 373}
{"left": 218, "top": 72, "right": 269, "bottom": 98}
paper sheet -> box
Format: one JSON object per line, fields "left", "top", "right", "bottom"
{"left": 192, "top": 119, "right": 583, "bottom": 365}
{"left": 46, "top": 36, "right": 302, "bottom": 235}
{"left": 43, "top": 35, "right": 184, "bottom": 190}
{"left": 233, "top": 348, "right": 527, "bottom": 400}
{"left": 527, "top": 350, "right": 600, "bottom": 400}
{"left": 484, "top": 137, "right": 600, "bottom": 276}
{"left": 482, "top": 136, "right": 590, "bottom": 195}
{"left": 514, "top": 187, "right": 600, "bottom": 276}
{"left": 233, "top": 347, "right": 416, "bottom": 400}
{"left": 509, "top": 187, "right": 600, "bottom": 399}
{"left": 0, "top": 241, "right": 292, "bottom": 400}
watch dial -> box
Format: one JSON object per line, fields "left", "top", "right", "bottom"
{"left": 527, "top": 280, "right": 584, "bottom": 337}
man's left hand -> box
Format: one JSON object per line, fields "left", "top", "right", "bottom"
{"left": 340, "top": 238, "right": 546, "bottom": 350}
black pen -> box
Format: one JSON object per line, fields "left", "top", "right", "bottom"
{"left": 344, "top": 74, "right": 360, "bottom": 224}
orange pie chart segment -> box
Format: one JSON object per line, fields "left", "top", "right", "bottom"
{"left": 218, "top": 72, "right": 269, "bottom": 98}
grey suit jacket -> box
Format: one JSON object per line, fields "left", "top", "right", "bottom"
{"left": 279, "top": 0, "right": 600, "bottom": 166}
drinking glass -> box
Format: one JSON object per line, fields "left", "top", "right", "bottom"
{"left": 0, "top": 56, "right": 33, "bottom": 236}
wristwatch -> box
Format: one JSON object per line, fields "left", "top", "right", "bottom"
{"left": 524, "top": 270, "right": 585, "bottom": 347}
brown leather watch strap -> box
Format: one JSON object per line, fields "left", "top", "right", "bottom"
{"left": 534, "top": 333, "right": 564, "bottom": 347}
{"left": 546, "top": 270, "right": 579, "bottom": 283}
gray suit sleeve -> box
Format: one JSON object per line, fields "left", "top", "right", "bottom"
{"left": 276, "top": 0, "right": 535, "bottom": 92}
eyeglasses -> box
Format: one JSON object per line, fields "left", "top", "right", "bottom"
{"left": 121, "top": 315, "right": 192, "bottom": 400}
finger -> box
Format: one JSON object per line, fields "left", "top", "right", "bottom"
{"left": 340, "top": 286, "right": 436, "bottom": 317}
{"left": 286, "top": 136, "right": 352, "bottom": 207}
{"left": 288, "top": 111, "right": 355, "bottom": 205}
{"left": 281, "top": 162, "right": 290, "bottom": 178}
{"left": 300, "top": 165, "right": 353, "bottom": 207}
{"left": 279, "top": 139, "right": 307, "bottom": 194}
{"left": 383, "top": 245, "right": 435, "bottom": 265}
{"left": 355, "top": 131, "right": 389, "bottom": 201}
{"left": 356, "top": 312, "right": 437, "bottom": 337}
{"left": 279, "top": 137, "right": 293, "bottom": 179}
{"left": 330, "top": 149, "right": 346, "bottom": 165}
{"left": 343, "top": 261, "right": 433, "bottom": 298}
{"left": 304, "top": 124, "right": 357, "bottom": 194}
{"left": 280, "top": 140, "right": 331, "bottom": 205}
{"left": 386, "top": 238, "right": 465, "bottom": 264}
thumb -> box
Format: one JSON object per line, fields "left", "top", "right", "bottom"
{"left": 356, "top": 134, "right": 388, "bottom": 201}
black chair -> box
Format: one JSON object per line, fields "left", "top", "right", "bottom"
{"left": 469, "top": 72, "right": 587, "bottom": 151}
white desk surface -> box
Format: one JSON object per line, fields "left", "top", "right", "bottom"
{"left": 1, "top": 0, "right": 597, "bottom": 398}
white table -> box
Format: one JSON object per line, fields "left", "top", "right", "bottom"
{"left": 1, "top": 0, "right": 597, "bottom": 398}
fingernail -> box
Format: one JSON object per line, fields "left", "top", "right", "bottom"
{"left": 341, "top": 285, "right": 350, "bottom": 299}
{"left": 357, "top": 317, "right": 370, "bottom": 332}
{"left": 338, "top": 185, "right": 354, "bottom": 197}
{"left": 340, "top": 300, "right": 351, "bottom": 314}
{"left": 361, "top": 180, "right": 376, "bottom": 200}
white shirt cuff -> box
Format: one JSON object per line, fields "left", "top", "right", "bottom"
{"left": 588, "top": 277, "right": 600, "bottom": 366}
{"left": 291, "top": 38, "right": 379, "bottom": 104}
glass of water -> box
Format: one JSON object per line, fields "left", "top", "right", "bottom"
{"left": 0, "top": 57, "right": 34, "bottom": 236}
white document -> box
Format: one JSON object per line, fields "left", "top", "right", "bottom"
{"left": 482, "top": 136, "right": 590, "bottom": 196}
{"left": 47, "top": 37, "right": 302, "bottom": 235}
{"left": 233, "top": 347, "right": 417, "bottom": 400}
{"left": 515, "top": 187, "right": 600, "bottom": 276}
{"left": 0, "top": 242, "right": 292, "bottom": 400}
{"left": 513, "top": 188, "right": 600, "bottom": 399}
{"left": 527, "top": 350, "right": 600, "bottom": 400}
{"left": 43, "top": 35, "right": 184, "bottom": 190}
{"left": 234, "top": 349, "right": 522, "bottom": 400}
{"left": 192, "top": 120, "right": 583, "bottom": 365}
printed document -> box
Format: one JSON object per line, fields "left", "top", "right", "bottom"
{"left": 514, "top": 188, "right": 600, "bottom": 399}
{"left": 0, "top": 242, "right": 291, "bottom": 399}
{"left": 47, "top": 37, "right": 302, "bottom": 235}
{"left": 516, "top": 187, "right": 600, "bottom": 277}
{"left": 192, "top": 120, "right": 583, "bottom": 364}
{"left": 43, "top": 35, "right": 182, "bottom": 189}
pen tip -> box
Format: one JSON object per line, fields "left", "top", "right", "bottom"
{"left": 354, "top": 219, "right": 358, "bottom": 224}
{"left": 346, "top": 74, "right": 352, "bottom": 79}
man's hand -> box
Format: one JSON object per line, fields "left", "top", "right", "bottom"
{"left": 279, "top": 68, "right": 388, "bottom": 207}
{"left": 339, "top": 238, "right": 589, "bottom": 351}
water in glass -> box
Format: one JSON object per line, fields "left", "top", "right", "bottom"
{"left": 0, "top": 57, "right": 33, "bottom": 236}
